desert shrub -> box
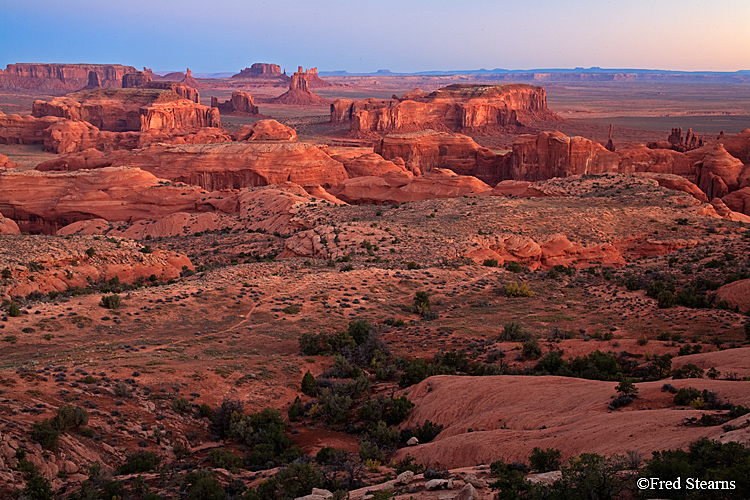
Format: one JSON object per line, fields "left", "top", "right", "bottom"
{"left": 412, "top": 291, "right": 431, "bottom": 316}
{"left": 358, "top": 440, "right": 384, "bottom": 463}
{"left": 608, "top": 394, "right": 633, "bottom": 409}
{"left": 1, "top": 267, "right": 11, "bottom": 279}
{"left": 8, "top": 302, "right": 20, "bottom": 317}
{"left": 728, "top": 405, "right": 750, "bottom": 419}
{"left": 546, "top": 453, "right": 628, "bottom": 500}
{"left": 398, "top": 358, "right": 430, "bottom": 388}
{"left": 357, "top": 396, "right": 414, "bottom": 426}
{"left": 85, "top": 247, "right": 96, "bottom": 257}
{"left": 500, "top": 321, "right": 531, "bottom": 342}
{"left": 675, "top": 285, "right": 709, "bottom": 308}
{"left": 172, "top": 397, "right": 191, "bottom": 414}
{"left": 394, "top": 454, "right": 425, "bottom": 475}
{"left": 118, "top": 451, "right": 161, "bottom": 474}
{"left": 366, "top": 420, "right": 399, "bottom": 449}
{"left": 483, "top": 258, "right": 499, "bottom": 267}
{"left": 522, "top": 340, "right": 542, "bottom": 360}
{"left": 505, "top": 261, "right": 523, "bottom": 273}
{"left": 322, "top": 355, "right": 361, "bottom": 379}
{"left": 529, "top": 447, "right": 562, "bottom": 472}
{"left": 288, "top": 396, "right": 304, "bottom": 422}
{"left": 406, "top": 261, "right": 421, "bottom": 270}
{"left": 707, "top": 367, "right": 721, "bottom": 379}
{"left": 348, "top": 319, "right": 374, "bottom": 345}
{"left": 661, "top": 383, "right": 678, "bottom": 394}
{"left": 29, "top": 420, "right": 61, "bottom": 450}
{"left": 400, "top": 420, "right": 444, "bottom": 444}
{"left": 505, "top": 281, "right": 534, "bottom": 297}
{"left": 229, "top": 408, "right": 290, "bottom": 454}
{"left": 301, "top": 370, "right": 317, "bottom": 396}
{"left": 657, "top": 290, "right": 676, "bottom": 309}
{"left": 641, "top": 438, "right": 750, "bottom": 499}
{"left": 208, "top": 448, "right": 243, "bottom": 472}
{"left": 318, "top": 388, "right": 352, "bottom": 424}
{"left": 100, "top": 294, "right": 121, "bottom": 310}
{"left": 673, "top": 387, "right": 725, "bottom": 410}
{"left": 672, "top": 363, "right": 704, "bottom": 379}
{"left": 211, "top": 399, "right": 243, "bottom": 439}
{"left": 615, "top": 379, "right": 639, "bottom": 397}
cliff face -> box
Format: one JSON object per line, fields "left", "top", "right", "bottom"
{"left": 331, "top": 84, "right": 560, "bottom": 135}
{"left": 0, "top": 63, "right": 136, "bottom": 91}
{"left": 31, "top": 88, "right": 215, "bottom": 133}
{"left": 232, "top": 63, "right": 287, "bottom": 79}
{"left": 141, "top": 81, "right": 200, "bottom": 103}
{"left": 211, "top": 91, "right": 259, "bottom": 115}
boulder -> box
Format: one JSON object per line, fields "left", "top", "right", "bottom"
{"left": 0, "top": 154, "right": 16, "bottom": 169}
{"left": 406, "top": 436, "right": 419, "bottom": 446}
{"left": 722, "top": 187, "right": 750, "bottom": 216}
{"left": 395, "top": 470, "right": 415, "bottom": 485}
{"left": 713, "top": 279, "right": 750, "bottom": 314}
{"left": 617, "top": 143, "right": 693, "bottom": 176}
{"left": 0, "top": 211, "right": 20, "bottom": 234}
{"left": 454, "top": 483, "right": 477, "bottom": 500}
{"left": 425, "top": 479, "right": 451, "bottom": 490}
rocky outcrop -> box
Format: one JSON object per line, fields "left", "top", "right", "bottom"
{"left": 270, "top": 67, "right": 329, "bottom": 105}
{"left": 103, "top": 142, "right": 347, "bottom": 190}
{"left": 303, "top": 67, "right": 333, "bottom": 88}
{"left": 232, "top": 63, "right": 288, "bottom": 79}
{"left": 142, "top": 81, "right": 200, "bottom": 103}
{"left": 234, "top": 120, "right": 297, "bottom": 141}
{"left": 83, "top": 71, "right": 101, "bottom": 89}
{"left": 713, "top": 279, "right": 750, "bottom": 314}
{"left": 0, "top": 63, "right": 136, "bottom": 91}
{"left": 695, "top": 144, "right": 746, "bottom": 200}
{"left": 616, "top": 144, "right": 693, "bottom": 177}
{"left": 374, "top": 130, "right": 484, "bottom": 177}
{"left": 0, "top": 211, "right": 20, "bottom": 234}
{"left": 328, "top": 168, "right": 490, "bottom": 204}
{"left": 32, "top": 88, "right": 187, "bottom": 131}
{"left": 722, "top": 187, "right": 750, "bottom": 216}
{"left": 211, "top": 91, "right": 259, "bottom": 115}
{"left": 122, "top": 70, "right": 153, "bottom": 88}
{"left": 337, "top": 153, "right": 408, "bottom": 178}
{"left": 636, "top": 173, "right": 708, "bottom": 202}
{"left": 331, "top": 83, "right": 560, "bottom": 135}
{"left": 139, "top": 100, "right": 221, "bottom": 132}
{"left": 0, "top": 111, "right": 62, "bottom": 145}
{"left": 0, "top": 167, "right": 208, "bottom": 234}
{"left": 663, "top": 127, "right": 704, "bottom": 151}
{"left": 508, "top": 131, "right": 619, "bottom": 182}
{"left": 0, "top": 154, "right": 16, "bottom": 169}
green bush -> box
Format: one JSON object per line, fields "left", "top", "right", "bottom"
{"left": 348, "top": 319, "right": 374, "bottom": 345}
{"left": 118, "top": 451, "right": 161, "bottom": 474}
{"left": 288, "top": 396, "right": 304, "bottom": 422}
{"left": 413, "top": 291, "right": 431, "bottom": 316}
{"left": 301, "top": 370, "right": 317, "bottom": 395}
{"left": 505, "top": 261, "right": 523, "bottom": 273}
{"left": 615, "top": 379, "right": 639, "bottom": 397}
{"left": 30, "top": 419, "right": 61, "bottom": 450}
{"left": 657, "top": 290, "right": 676, "bottom": 309}
{"left": 401, "top": 420, "right": 443, "bottom": 444}
{"left": 522, "top": 340, "right": 542, "bottom": 360}
{"left": 529, "top": 447, "right": 562, "bottom": 472}
{"left": 483, "top": 258, "right": 499, "bottom": 267}
{"left": 100, "top": 294, "right": 121, "bottom": 310}
{"left": 208, "top": 448, "right": 243, "bottom": 472}
{"left": 8, "top": 302, "right": 20, "bottom": 317}
{"left": 172, "top": 397, "right": 191, "bottom": 414}
{"left": 500, "top": 321, "right": 531, "bottom": 342}
{"left": 85, "top": 247, "right": 96, "bottom": 257}
{"left": 318, "top": 388, "right": 352, "bottom": 424}
{"left": 505, "top": 281, "right": 534, "bottom": 297}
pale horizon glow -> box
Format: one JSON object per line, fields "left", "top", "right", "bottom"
{"left": 1, "top": 0, "right": 748, "bottom": 74}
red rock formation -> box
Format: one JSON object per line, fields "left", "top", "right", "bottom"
{"left": 304, "top": 67, "right": 333, "bottom": 88}
{"left": 139, "top": 100, "right": 221, "bottom": 132}
{"left": 713, "top": 279, "right": 750, "bottom": 314}
{"left": 234, "top": 120, "right": 297, "bottom": 141}
{"left": 232, "top": 63, "right": 288, "bottom": 80}
{"left": 616, "top": 143, "right": 693, "bottom": 177}
{"left": 636, "top": 173, "right": 708, "bottom": 202}
{"left": 83, "top": 71, "right": 101, "bottom": 89}
{"left": 722, "top": 187, "right": 750, "bottom": 216}
{"left": 695, "top": 144, "right": 745, "bottom": 200}
{"left": 0, "top": 167, "right": 208, "bottom": 234}
{"left": 715, "top": 128, "right": 750, "bottom": 164}
{"left": 141, "top": 81, "right": 200, "bottom": 103}
{"left": 181, "top": 68, "right": 200, "bottom": 89}
{"left": 328, "top": 168, "right": 490, "bottom": 204}
{"left": 664, "top": 127, "right": 704, "bottom": 151}
{"left": 0, "top": 154, "right": 16, "bottom": 169}
{"left": 0, "top": 211, "right": 20, "bottom": 234}
{"left": 102, "top": 142, "right": 348, "bottom": 190}
{"left": 374, "top": 130, "right": 484, "bottom": 177}
{"left": 0, "top": 63, "right": 136, "bottom": 91}
{"left": 331, "top": 83, "right": 560, "bottom": 135}
{"left": 270, "top": 67, "right": 329, "bottom": 105}
{"left": 44, "top": 120, "right": 140, "bottom": 154}
{"left": 0, "top": 111, "right": 62, "bottom": 145}
{"left": 122, "top": 70, "right": 153, "bottom": 88}
{"left": 336, "top": 153, "right": 408, "bottom": 178}
{"left": 508, "top": 131, "right": 619, "bottom": 181}
{"left": 211, "top": 91, "right": 259, "bottom": 115}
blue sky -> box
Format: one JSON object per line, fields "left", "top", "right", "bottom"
{"left": 1, "top": 0, "right": 748, "bottom": 73}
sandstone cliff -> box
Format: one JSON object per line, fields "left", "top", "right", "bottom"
{"left": 232, "top": 63, "right": 288, "bottom": 80}
{"left": 0, "top": 63, "right": 136, "bottom": 91}
{"left": 211, "top": 91, "right": 259, "bottom": 115}
{"left": 331, "top": 83, "right": 560, "bottom": 135}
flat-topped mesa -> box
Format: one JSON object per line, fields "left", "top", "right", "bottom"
{"left": 232, "top": 63, "right": 289, "bottom": 80}
{"left": 269, "top": 67, "right": 329, "bottom": 105}
{"left": 0, "top": 63, "right": 136, "bottom": 91}
{"left": 140, "top": 81, "right": 200, "bottom": 103}
{"left": 211, "top": 91, "right": 259, "bottom": 116}
{"left": 331, "top": 83, "right": 560, "bottom": 135}
{"left": 32, "top": 88, "right": 218, "bottom": 133}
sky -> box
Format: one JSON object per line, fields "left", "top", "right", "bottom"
{"left": 1, "top": 0, "right": 749, "bottom": 74}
